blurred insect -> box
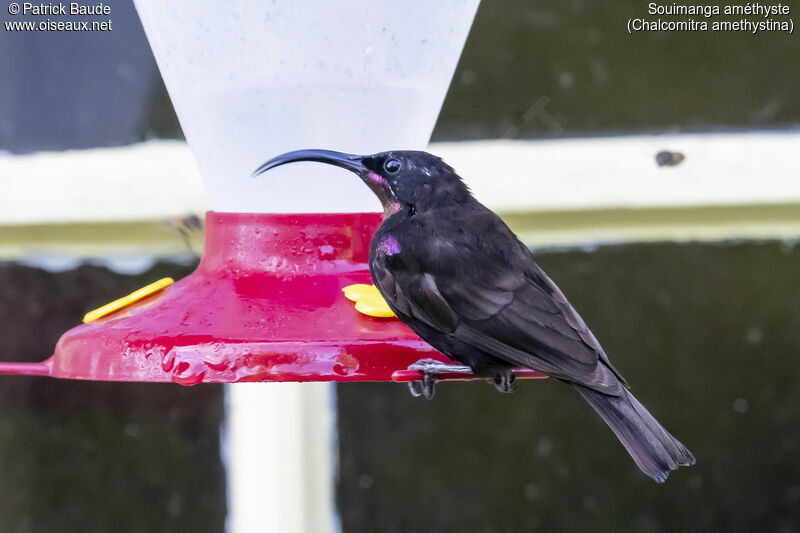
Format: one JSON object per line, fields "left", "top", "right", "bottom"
{"left": 163, "top": 214, "right": 204, "bottom": 255}
{"left": 655, "top": 150, "right": 685, "bottom": 167}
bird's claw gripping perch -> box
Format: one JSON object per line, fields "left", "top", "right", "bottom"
{"left": 407, "top": 374, "right": 436, "bottom": 400}
{"left": 406, "top": 359, "right": 473, "bottom": 400}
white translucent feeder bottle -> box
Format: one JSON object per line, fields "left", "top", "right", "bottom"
{"left": 132, "top": 0, "right": 480, "bottom": 213}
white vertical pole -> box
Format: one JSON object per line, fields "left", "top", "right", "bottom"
{"left": 225, "top": 382, "right": 337, "bottom": 533}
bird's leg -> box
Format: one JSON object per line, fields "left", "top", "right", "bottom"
{"left": 492, "top": 370, "right": 516, "bottom": 394}
{"left": 406, "top": 359, "right": 473, "bottom": 400}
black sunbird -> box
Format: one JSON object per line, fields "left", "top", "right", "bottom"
{"left": 254, "top": 149, "right": 695, "bottom": 482}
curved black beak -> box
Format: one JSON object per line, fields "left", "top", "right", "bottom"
{"left": 252, "top": 149, "right": 367, "bottom": 177}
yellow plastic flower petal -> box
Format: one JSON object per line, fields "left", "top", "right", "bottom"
{"left": 83, "top": 278, "right": 174, "bottom": 323}
{"left": 342, "top": 283, "right": 378, "bottom": 301}
{"left": 342, "top": 284, "right": 396, "bottom": 318}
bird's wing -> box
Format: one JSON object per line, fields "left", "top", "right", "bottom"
{"left": 372, "top": 213, "right": 626, "bottom": 394}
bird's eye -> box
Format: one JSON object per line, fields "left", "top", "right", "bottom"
{"left": 383, "top": 159, "right": 401, "bottom": 174}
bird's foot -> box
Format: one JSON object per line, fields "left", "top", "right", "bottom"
{"left": 406, "top": 359, "right": 473, "bottom": 400}
{"left": 492, "top": 370, "right": 516, "bottom": 394}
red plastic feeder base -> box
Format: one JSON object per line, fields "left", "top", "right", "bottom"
{"left": 0, "top": 212, "right": 547, "bottom": 385}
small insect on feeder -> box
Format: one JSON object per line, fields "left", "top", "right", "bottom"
{"left": 0, "top": 0, "right": 545, "bottom": 392}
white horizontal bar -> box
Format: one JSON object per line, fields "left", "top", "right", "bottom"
{"left": 2, "top": 131, "right": 798, "bottom": 225}
{"left": 436, "top": 131, "right": 800, "bottom": 212}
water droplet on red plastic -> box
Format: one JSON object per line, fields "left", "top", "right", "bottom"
{"left": 161, "top": 350, "right": 176, "bottom": 372}
{"left": 172, "top": 360, "right": 206, "bottom": 386}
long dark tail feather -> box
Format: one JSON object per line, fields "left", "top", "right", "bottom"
{"left": 574, "top": 384, "right": 695, "bottom": 482}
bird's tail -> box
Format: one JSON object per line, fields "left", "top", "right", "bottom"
{"left": 573, "top": 384, "right": 695, "bottom": 482}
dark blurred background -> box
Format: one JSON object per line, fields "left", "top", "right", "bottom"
{"left": 1, "top": 0, "right": 798, "bottom": 153}
{"left": 0, "top": 262, "right": 227, "bottom": 531}
{"left": 338, "top": 242, "right": 800, "bottom": 532}
{"left": 1, "top": 0, "right": 799, "bottom": 531}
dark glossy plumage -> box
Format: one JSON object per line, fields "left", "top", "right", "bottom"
{"left": 255, "top": 148, "right": 696, "bottom": 482}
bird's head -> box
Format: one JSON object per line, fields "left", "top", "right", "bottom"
{"left": 253, "top": 149, "right": 472, "bottom": 217}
